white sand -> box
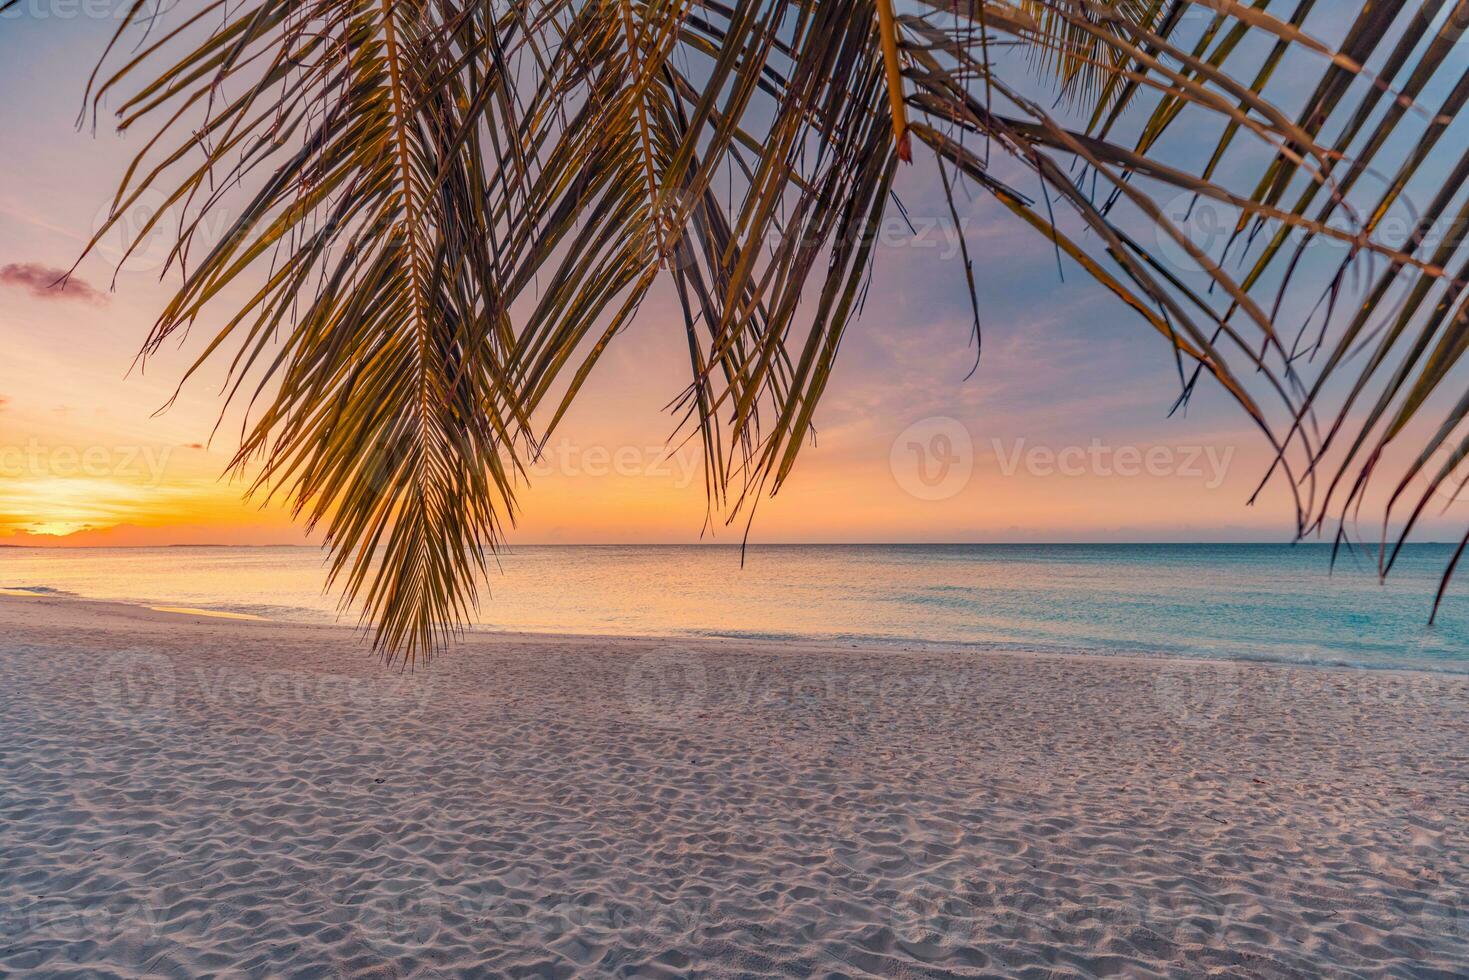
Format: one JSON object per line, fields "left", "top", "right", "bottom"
{"left": 2, "top": 593, "right": 1466, "bottom": 978}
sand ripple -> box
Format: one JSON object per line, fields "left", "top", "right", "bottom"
{"left": 2, "top": 596, "right": 1467, "bottom": 977}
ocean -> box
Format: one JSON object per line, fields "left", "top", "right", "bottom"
{"left": 3, "top": 543, "right": 1466, "bottom": 671}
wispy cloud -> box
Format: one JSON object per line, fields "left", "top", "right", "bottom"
{"left": 0, "top": 263, "right": 107, "bottom": 304}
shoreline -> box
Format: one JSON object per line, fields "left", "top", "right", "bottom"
{"left": 3, "top": 592, "right": 1467, "bottom": 975}
{"left": 1, "top": 589, "right": 1465, "bottom": 680}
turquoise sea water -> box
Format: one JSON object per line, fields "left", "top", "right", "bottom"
{"left": 3, "top": 543, "right": 1467, "bottom": 671}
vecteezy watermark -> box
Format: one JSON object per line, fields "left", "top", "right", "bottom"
{"left": 88, "top": 185, "right": 278, "bottom": 278}
{"left": 623, "top": 649, "right": 709, "bottom": 726}
{"left": 91, "top": 651, "right": 438, "bottom": 725}
{"left": 88, "top": 186, "right": 190, "bottom": 276}
{"left": 669, "top": 209, "right": 981, "bottom": 268}
{"left": 0, "top": 0, "right": 172, "bottom": 19}
{"left": 890, "top": 423, "right": 1235, "bottom": 499}
{"left": 83, "top": 176, "right": 983, "bottom": 284}
{"left": 188, "top": 663, "right": 438, "bottom": 714}
{"left": 1, "top": 894, "right": 174, "bottom": 953}
{"left": 1154, "top": 192, "right": 1241, "bottom": 273}
{"left": 1152, "top": 187, "right": 1469, "bottom": 274}
{"left": 890, "top": 417, "right": 975, "bottom": 501}
{"left": 337, "top": 877, "right": 716, "bottom": 958}
{"left": 1151, "top": 660, "right": 1244, "bottom": 729}
{"left": 844, "top": 883, "right": 1242, "bottom": 955}
{"left": 622, "top": 650, "right": 982, "bottom": 731}
{"left": 92, "top": 650, "right": 178, "bottom": 728}
{"left": 991, "top": 438, "right": 1235, "bottom": 488}
{"left": 1413, "top": 440, "right": 1469, "bottom": 508}
{"left": 0, "top": 440, "right": 174, "bottom": 485}
{"left": 354, "top": 876, "right": 445, "bottom": 957}
{"left": 870, "top": 212, "right": 981, "bottom": 262}
{"left": 526, "top": 438, "right": 702, "bottom": 488}
{"left": 359, "top": 433, "right": 703, "bottom": 496}
{"left": 1152, "top": 660, "right": 1466, "bottom": 730}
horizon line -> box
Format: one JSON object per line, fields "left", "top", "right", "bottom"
{"left": 1, "top": 540, "right": 1456, "bottom": 549}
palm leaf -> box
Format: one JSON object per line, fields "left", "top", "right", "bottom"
{"left": 79, "top": 0, "right": 1469, "bottom": 657}
{"left": 85, "top": 0, "right": 541, "bottom": 662}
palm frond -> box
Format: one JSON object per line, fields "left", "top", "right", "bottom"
{"left": 82, "top": 0, "right": 1469, "bottom": 657}
{"left": 907, "top": 1, "right": 1469, "bottom": 604}
{"left": 86, "top": 0, "right": 540, "bottom": 662}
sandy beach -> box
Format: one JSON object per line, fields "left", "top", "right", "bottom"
{"left": 2, "top": 593, "right": 1466, "bottom": 978}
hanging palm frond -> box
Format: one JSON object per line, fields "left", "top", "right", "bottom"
{"left": 80, "top": 0, "right": 1469, "bottom": 658}
{"left": 83, "top": 0, "right": 547, "bottom": 660}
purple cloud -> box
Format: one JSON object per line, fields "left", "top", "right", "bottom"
{"left": 0, "top": 264, "right": 107, "bottom": 304}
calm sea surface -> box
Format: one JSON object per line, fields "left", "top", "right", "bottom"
{"left": 3, "top": 543, "right": 1467, "bottom": 671}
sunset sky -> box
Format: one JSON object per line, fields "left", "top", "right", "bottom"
{"left": 2, "top": 8, "right": 1463, "bottom": 548}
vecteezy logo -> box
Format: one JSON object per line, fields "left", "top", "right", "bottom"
{"left": 90, "top": 187, "right": 180, "bottom": 276}
{"left": 1152, "top": 660, "right": 1243, "bottom": 729}
{"left": 356, "top": 876, "right": 444, "bottom": 956}
{"left": 622, "top": 648, "right": 708, "bottom": 726}
{"left": 890, "top": 417, "right": 974, "bottom": 501}
{"left": 1155, "top": 191, "right": 1237, "bottom": 272}
{"left": 92, "top": 650, "right": 177, "bottom": 727}
{"left": 1414, "top": 440, "right": 1469, "bottom": 508}
{"left": 637, "top": 186, "right": 701, "bottom": 272}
